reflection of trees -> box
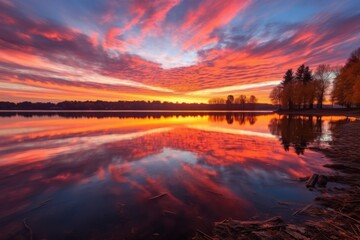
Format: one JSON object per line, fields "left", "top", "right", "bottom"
{"left": 226, "top": 113, "right": 234, "bottom": 124}
{"left": 0, "top": 112, "right": 261, "bottom": 120}
{"left": 268, "top": 115, "right": 323, "bottom": 155}
{"left": 208, "top": 113, "right": 258, "bottom": 125}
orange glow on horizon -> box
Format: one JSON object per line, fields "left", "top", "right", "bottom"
{"left": 0, "top": 0, "right": 358, "bottom": 104}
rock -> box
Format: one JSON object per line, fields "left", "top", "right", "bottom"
{"left": 306, "top": 174, "right": 319, "bottom": 188}
{"left": 317, "top": 175, "right": 328, "bottom": 187}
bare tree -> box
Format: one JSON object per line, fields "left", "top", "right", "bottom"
{"left": 314, "top": 64, "right": 332, "bottom": 109}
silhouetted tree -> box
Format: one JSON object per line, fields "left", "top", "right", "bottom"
{"left": 271, "top": 47, "right": 360, "bottom": 110}
{"left": 270, "top": 64, "right": 317, "bottom": 110}
{"left": 269, "top": 85, "right": 282, "bottom": 108}
{"left": 237, "top": 95, "right": 247, "bottom": 109}
{"left": 304, "top": 66, "right": 315, "bottom": 109}
{"left": 281, "top": 69, "right": 295, "bottom": 109}
{"left": 249, "top": 95, "right": 257, "bottom": 104}
{"left": 282, "top": 69, "right": 295, "bottom": 86}
{"left": 303, "top": 66, "right": 313, "bottom": 84}
{"left": 314, "top": 64, "right": 332, "bottom": 109}
{"left": 248, "top": 95, "right": 257, "bottom": 109}
{"left": 226, "top": 95, "right": 235, "bottom": 105}
{"left": 295, "top": 64, "right": 306, "bottom": 83}
{"left": 208, "top": 98, "right": 226, "bottom": 104}
{"left": 294, "top": 64, "right": 314, "bottom": 109}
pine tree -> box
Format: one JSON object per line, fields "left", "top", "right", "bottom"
{"left": 303, "top": 66, "right": 313, "bottom": 84}
{"left": 282, "top": 69, "right": 294, "bottom": 86}
{"left": 281, "top": 69, "right": 295, "bottom": 109}
{"left": 295, "top": 64, "right": 305, "bottom": 82}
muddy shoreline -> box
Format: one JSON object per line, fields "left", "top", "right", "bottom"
{"left": 196, "top": 119, "right": 360, "bottom": 240}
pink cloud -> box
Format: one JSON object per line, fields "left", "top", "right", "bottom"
{"left": 179, "top": 0, "right": 251, "bottom": 50}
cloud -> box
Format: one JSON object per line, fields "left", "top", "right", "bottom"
{"left": 186, "top": 80, "right": 281, "bottom": 96}
{"left": 0, "top": 0, "right": 360, "bottom": 103}
{"left": 179, "top": 0, "right": 251, "bottom": 50}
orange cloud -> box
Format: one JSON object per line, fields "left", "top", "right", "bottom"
{"left": 0, "top": 0, "right": 360, "bottom": 103}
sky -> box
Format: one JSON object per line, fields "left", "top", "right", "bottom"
{"left": 0, "top": 0, "right": 360, "bottom": 103}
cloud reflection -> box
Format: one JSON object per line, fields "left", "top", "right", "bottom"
{"left": 0, "top": 113, "right": 338, "bottom": 239}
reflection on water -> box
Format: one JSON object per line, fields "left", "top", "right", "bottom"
{"left": 268, "top": 115, "right": 323, "bottom": 155}
{"left": 209, "top": 112, "right": 257, "bottom": 125}
{"left": 0, "top": 112, "right": 348, "bottom": 239}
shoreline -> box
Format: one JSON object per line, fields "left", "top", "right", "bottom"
{"left": 276, "top": 108, "right": 360, "bottom": 117}
{"left": 0, "top": 108, "right": 358, "bottom": 117}
{"left": 0, "top": 109, "right": 274, "bottom": 113}
{"left": 195, "top": 119, "right": 360, "bottom": 239}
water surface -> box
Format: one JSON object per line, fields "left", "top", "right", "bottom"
{"left": 0, "top": 112, "right": 347, "bottom": 239}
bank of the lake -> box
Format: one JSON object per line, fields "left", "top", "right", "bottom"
{"left": 302, "top": 119, "right": 360, "bottom": 239}
{"left": 196, "top": 118, "right": 360, "bottom": 240}
{"left": 276, "top": 108, "right": 360, "bottom": 118}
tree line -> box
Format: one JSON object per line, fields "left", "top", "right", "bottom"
{"left": 270, "top": 47, "right": 360, "bottom": 109}
{"left": 0, "top": 111, "right": 261, "bottom": 120}
{"left": 208, "top": 94, "right": 258, "bottom": 109}
{"left": 0, "top": 99, "right": 274, "bottom": 111}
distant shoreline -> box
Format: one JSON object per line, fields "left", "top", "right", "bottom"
{"left": 0, "top": 109, "right": 274, "bottom": 113}
{"left": 1, "top": 108, "right": 359, "bottom": 117}
{"left": 0, "top": 101, "right": 276, "bottom": 111}
{"left": 276, "top": 108, "right": 360, "bottom": 117}
{"left": 0, "top": 110, "right": 274, "bottom": 119}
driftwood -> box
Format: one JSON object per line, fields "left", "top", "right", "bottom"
{"left": 213, "top": 216, "right": 287, "bottom": 238}
{"left": 148, "top": 193, "right": 168, "bottom": 201}
{"left": 196, "top": 229, "right": 214, "bottom": 240}
{"left": 23, "top": 218, "right": 33, "bottom": 240}
{"left": 163, "top": 210, "right": 177, "bottom": 215}
{"left": 326, "top": 208, "right": 360, "bottom": 225}
{"left": 25, "top": 198, "right": 52, "bottom": 213}
{"left": 306, "top": 174, "right": 319, "bottom": 188}
{"left": 193, "top": 120, "right": 360, "bottom": 240}
{"left": 292, "top": 204, "right": 312, "bottom": 216}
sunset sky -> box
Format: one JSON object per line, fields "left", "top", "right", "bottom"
{"left": 0, "top": 0, "right": 360, "bottom": 103}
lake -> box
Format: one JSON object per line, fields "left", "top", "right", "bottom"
{"left": 0, "top": 112, "right": 349, "bottom": 239}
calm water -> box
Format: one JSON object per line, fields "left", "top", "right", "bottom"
{"left": 0, "top": 112, "right": 348, "bottom": 239}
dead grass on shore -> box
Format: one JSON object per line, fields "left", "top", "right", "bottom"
{"left": 194, "top": 120, "right": 360, "bottom": 240}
